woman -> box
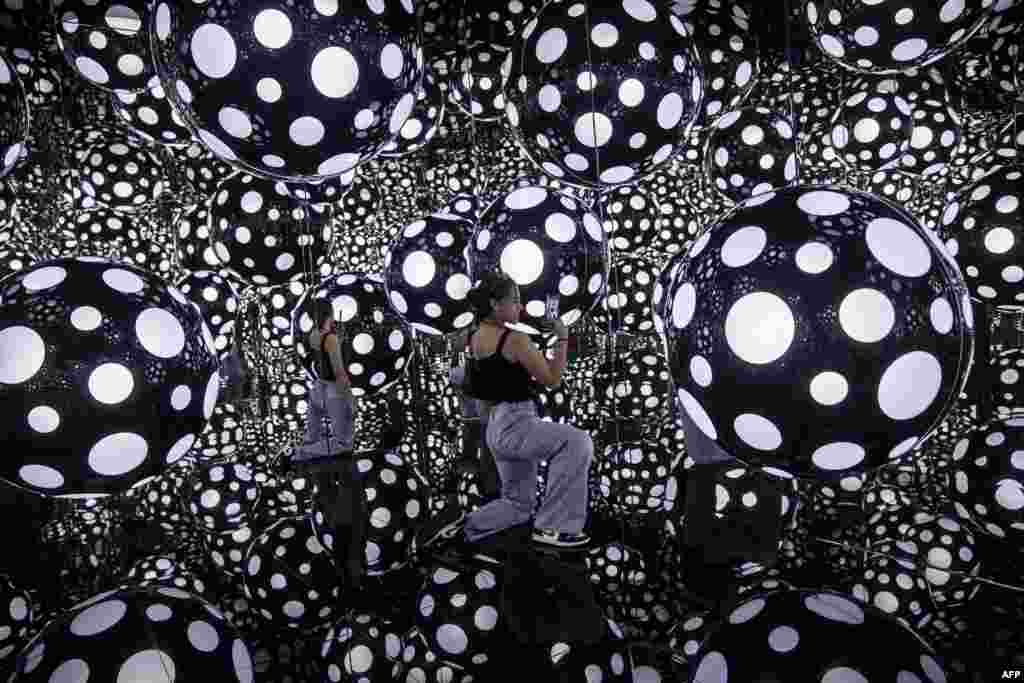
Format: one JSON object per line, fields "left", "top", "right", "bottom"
{"left": 298, "top": 302, "right": 355, "bottom": 456}
{"left": 461, "top": 271, "right": 594, "bottom": 549}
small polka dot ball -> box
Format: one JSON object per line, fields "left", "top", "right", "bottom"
{"left": 242, "top": 515, "right": 342, "bottom": 631}
{"left": 11, "top": 585, "right": 254, "bottom": 683}
{"left": 471, "top": 186, "right": 607, "bottom": 330}
{"left": 504, "top": 0, "right": 703, "bottom": 187}
{"left": 590, "top": 254, "right": 658, "bottom": 335}
{"left": 951, "top": 416, "right": 1024, "bottom": 541}
{"left": 0, "top": 574, "right": 32, "bottom": 665}
{"left": 804, "top": 0, "right": 996, "bottom": 74}
{"left": 380, "top": 65, "right": 445, "bottom": 158}
{"left": 664, "top": 185, "right": 973, "bottom": 480}
{"left": 150, "top": 0, "right": 422, "bottom": 182}
{"left": 0, "top": 257, "right": 220, "bottom": 496}
{"left": 112, "top": 76, "right": 192, "bottom": 147}
{"left": 211, "top": 173, "right": 334, "bottom": 287}
{"left": 175, "top": 270, "right": 240, "bottom": 355}
{"left": 320, "top": 612, "right": 404, "bottom": 683}
{"left": 383, "top": 212, "right": 475, "bottom": 336}
{"left": 830, "top": 78, "right": 914, "bottom": 172}
{"left": 70, "top": 136, "right": 166, "bottom": 212}
{"left": 187, "top": 462, "right": 261, "bottom": 532}
{"left": 938, "top": 165, "right": 1024, "bottom": 308}
{"left": 55, "top": 0, "right": 155, "bottom": 94}
{"left": 414, "top": 565, "right": 502, "bottom": 669}
{"left": 689, "top": 589, "right": 949, "bottom": 683}
{"left": 704, "top": 106, "right": 798, "bottom": 204}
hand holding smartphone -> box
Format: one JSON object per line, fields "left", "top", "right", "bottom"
{"left": 545, "top": 294, "right": 560, "bottom": 321}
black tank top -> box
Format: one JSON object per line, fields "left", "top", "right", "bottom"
{"left": 318, "top": 333, "right": 335, "bottom": 381}
{"left": 470, "top": 327, "right": 537, "bottom": 403}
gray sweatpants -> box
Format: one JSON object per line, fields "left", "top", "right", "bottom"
{"left": 298, "top": 380, "right": 355, "bottom": 456}
{"left": 465, "top": 400, "right": 594, "bottom": 542}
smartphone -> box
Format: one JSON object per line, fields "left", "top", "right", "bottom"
{"left": 545, "top": 294, "right": 560, "bottom": 321}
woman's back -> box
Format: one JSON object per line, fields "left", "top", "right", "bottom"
{"left": 470, "top": 323, "right": 519, "bottom": 364}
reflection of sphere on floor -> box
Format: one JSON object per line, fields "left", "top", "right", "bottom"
{"left": 321, "top": 612, "right": 404, "bottom": 683}
{"left": 243, "top": 515, "right": 342, "bottom": 631}
{"left": 12, "top": 585, "right": 254, "bottom": 682}
{"left": 692, "top": 589, "right": 948, "bottom": 683}
{"left": 414, "top": 564, "right": 502, "bottom": 669}
{"left": 0, "top": 257, "right": 221, "bottom": 495}
{"left": 187, "top": 461, "right": 261, "bottom": 531}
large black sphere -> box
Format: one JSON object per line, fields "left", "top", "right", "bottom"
{"left": 150, "top": 0, "right": 422, "bottom": 182}
{"left": 663, "top": 185, "right": 973, "bottom": 480}
{"left": 0, "top": 257, "right": 220, "bottom": 496}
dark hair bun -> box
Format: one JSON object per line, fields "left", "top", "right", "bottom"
{"left": 468, "top": 271, "right": 515, "bottom": 318}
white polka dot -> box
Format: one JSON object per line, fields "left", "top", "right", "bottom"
{"left": 191, "top": 24, "right": 237, "bottom": 79}
{"left": 866, "top": 218, "right": 932, "bottom": 277}
{"left": 89, "top": 362, "right": 134, "bottom": 404}
{"left": 575, "top": 112, "right": 613, "bottom": 147}
{"left": 797, "top": 191, "right": 849, "bottom": 216}
{"left": 729, "top": 598, "right": 765, "bottom": 624}
{"left": 854, "top": 26, "right": 879, "bottom": 46}
{"left": 538, "top": 84, "right": 561, "bottom": 112}
{"left": 380, "top": 43, "right": 404, "bottom": 79}
{"left": 402, "top": 251, "right": 435, "bottom": 287}
{"left": 657, "top": 93, "right": 684, "bottom": 129}
{"left": 768, "top": 625, "right": 799, "bottom": 652}
{"left": 136, "top": 308, "right": 185, "bottom": 358}
{"left": 720, "top": 226, "right": 767, "bottom": 267}
{"left": 19, "top": 464, "right": 63, "bottom": 489}
{"left": 725, "top": 292, "right": 795, "bottom": 364}
{"left": 920, "top": 655, "right": 947, "bottom": 683}
{"left": 89, "top": 432, "right": 147, "bottom": 476}
{"left": 536, "top": 28, "right": 568, "bottom": 64}
{"left": 804, "top": 593, "right": 865, "bottom": 624}
{"left": 256, "top": 77, "right": 282, "bottom": 103}
{"left": 678, "top": 387, "right": 717, "bottom": 440}
{"left": 23, "top": 266, "right": 66, "bottom": 291}
{"left": 839, "top": 288, "right": 895, "bottom": 343}
{"left": 734, "top": 414, "right": 782, "bottom": 450}
{"left": 591, "top": 22, "right": 619, "bottom": 47}
{"left": 810, "top": 371, "right": 849, "bottom": 405}
{"left": 623, "top": 0, "right": 657, "bottom": 22}
{"left": 166, "top": 434, "right": 196, "bottom": 464}
{"left": 117, "top": 54, "right": 144, "bottom": 76}
{"left": 693, "top": 652, "right": 727, "bottom": 683}
{"left": 75, "top": 56, "right": 110, "bottom": 84}
{"left": 619, "top": 78, "right": 644, "bottom": 107}
{"left": 27, "top": 405, "right": 60, "bottom": 433}
{"left": 984, "top": 227, "right": 1015, "bottom": 254}
{"left": 219, "top": 106, "right": 252, "bottom": 139}
{"left": 146, "top": 604, "right": 172, "bottom": 622}
{"left": 892, "top": 38, "right": 928, "bottom": 62}
{"left": 290, "top": 116, "right": 325, "bottom": 146}
{"left": 672, "top": 283, "right": 696, "bottom": 329}
{"left": 254, "top": 9, "right": 292, "bottom": 49}
{"left": 312, "top": 47, "right": 359, "bottom": 98}
{"left": 930, "top": 298, "right": 954, "bottom": 334}
{"left": 117, "top": 650, "right": 175, "bottom": 683}
{"left": 204, "top": 371, "right": 220, "bottom": 420}
{"left": 436, "top": 623, "right": 468, "bottom": 654}
{"left": 103, "top": 268, "right": 145, "bottom": 294}
{"left": 878, "top": 351, "right": 942, "bottom": 420}
{"left": 690, "top": 355, "right": 712, "bottom": 387}
{"left": 234, "top": 640, "right": 254, "bottom": 683}
{"left": 71, "top": 600, "right": 127, "bottom": 636}
{"left": 315, "top": 0, "right": 339, "bottom": 15}
{"left": 822, "top": 668, "right": 868, "bottom": 683}
{"left": 0, "top": 326, "right": 45, "bottom": 384}
{"left": 795, "top": 242, "right": 834, "bottom": 274}
{"left": 812, "top": 442, "right": 866, "bottom": 470}
{"left": 505, "top": 187, "right": 547, "bottom": 210}
{"left": 545, "top": 213, "right": 577, "bottom": 243}
{"left": 188, "top": 620, "right": 220, "bottom": 652}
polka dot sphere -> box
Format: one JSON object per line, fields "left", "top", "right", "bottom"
{"left": 257, "top": 279, "right": 309, "bottom": 353}
{"left": 598, "top": 185, "right": 661, "bottom": 253}
{"left": 151, "top": 0, "right": 421, "bottom": 182}
{"left": 205, "top": 526, "right": 255, "bottom": 578}
{"left": 896, "top": 512, "right": 981, "bottom": 608}
{"left": 951, "top": 416, "right": 1024, "bottom": 541}
{"left": 830, "top": 78, "right": 914, "bottom": 172}
{"left": 0, "top": 574, "right": 32, "bottom": 665}
{"left": 414, "top": 565, "right": 502, "bottom": 669}
{"left": 55, "top": 207, "right": 152, "bottom": 257}
{"left": 504, "top": 0, "right": 703, "bottom": 187}
{"left": 398, "top": 628, "right": 475, "bottom": 683}
{"left": 55, "top": 0, "right": 155, "bottom": 94}
{"left": 70, "top": 136, "right": 166, "bottom": 211}
{"left": 690, "top": 589, "right": 948, "bottom": 683}
{"left": 122, "top": 554, "right": 207, "bottom": 597}
{"left": 211, "top": 173, "right": 334, "bottom": 287}
{"left": 13, "top": 586, "right": 254, "bottom": 682}
{"left": 379, "top": 65, "right": 445, "bottom": 158}
{"left": 292, "top": 273, "right": 413, "bottom": 397}
{"left": 187, "top": 462, "right": 261, "bottom": 532}
{"left": 320, "top": 612, "right": 404, "bottom": 683}
{"left": 0, "top": 257, "right": 220, "bottom": 496}
{"left": 899, "top": 94, "right": 962, "bottom": 177}
{"left": 471, "top": 186, "right": 607, "bottom": 330}
{"left": 664, "top": 185, "right": 973, "bottom": 479}
{"left": 804, "top": 0, "right": 996, "bottom": 74}
{"left": 176, "top": 270, "right": 240, "bottom": 356}
{"left": 242, "top": 515, "right": 341, "bottom": 631}
{"left": 384, "top": 212, "right": 474, "bottom": 336}
{"left": 938, "top": 165, "right": 1024, "bottom": 309}
{"left": 590, "top": 254, "right": 658, "bottom": 335}
{"left": 451, "top": 41, "right": 509, "bottom": 122}
{"left": 0, "top": 52, "right": 28, "bottom": 179}
{"left": 705, "top": 106, "right": 799, "bottom": 204}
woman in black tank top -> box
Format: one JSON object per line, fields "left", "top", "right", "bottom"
{"left": 453, "top": 272, "right": 594, "bottom": 552}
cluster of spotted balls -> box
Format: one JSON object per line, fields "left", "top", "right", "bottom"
{"left": 292, "top": 273, "right": 414, "bottom": 397}
{"left": 704, "top": 106, "right": 798, "bottom": 204}
{"left": 384, "top": 212, "right": 475, "bottom": 336}
{"left": 67, "top": 136, "right": 166, "bottom": 212}
{"left": 12, "top": 586, "right": 254, "bottom": 682}
{"left": 939, "top": 165, "right": 1023, "bottom": 308}
{"left": 472, "top": 186, "right": 607, "bottom": 330}
{"left": 664, "top": 186, "right": 973, "bottom": 479}
{"left": 0, "top": 257, "right": 220, "bottom": 496}
{"left": 505, "top": 0, "right": 703, "bottom": 187}
{"left": 804, "top": 0, "right": 995, "bottom": 74}
{"left": 830, "top": 77, "right": 913, "bottom": 172}
{"left": 151, "top": 0, "right": 421, "bottom": 182}
{"left": 414, "top": 565, "right": 502, "bottom": 669}
{"left": 0, "top": 52, "right": 28, "bottom": 179}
